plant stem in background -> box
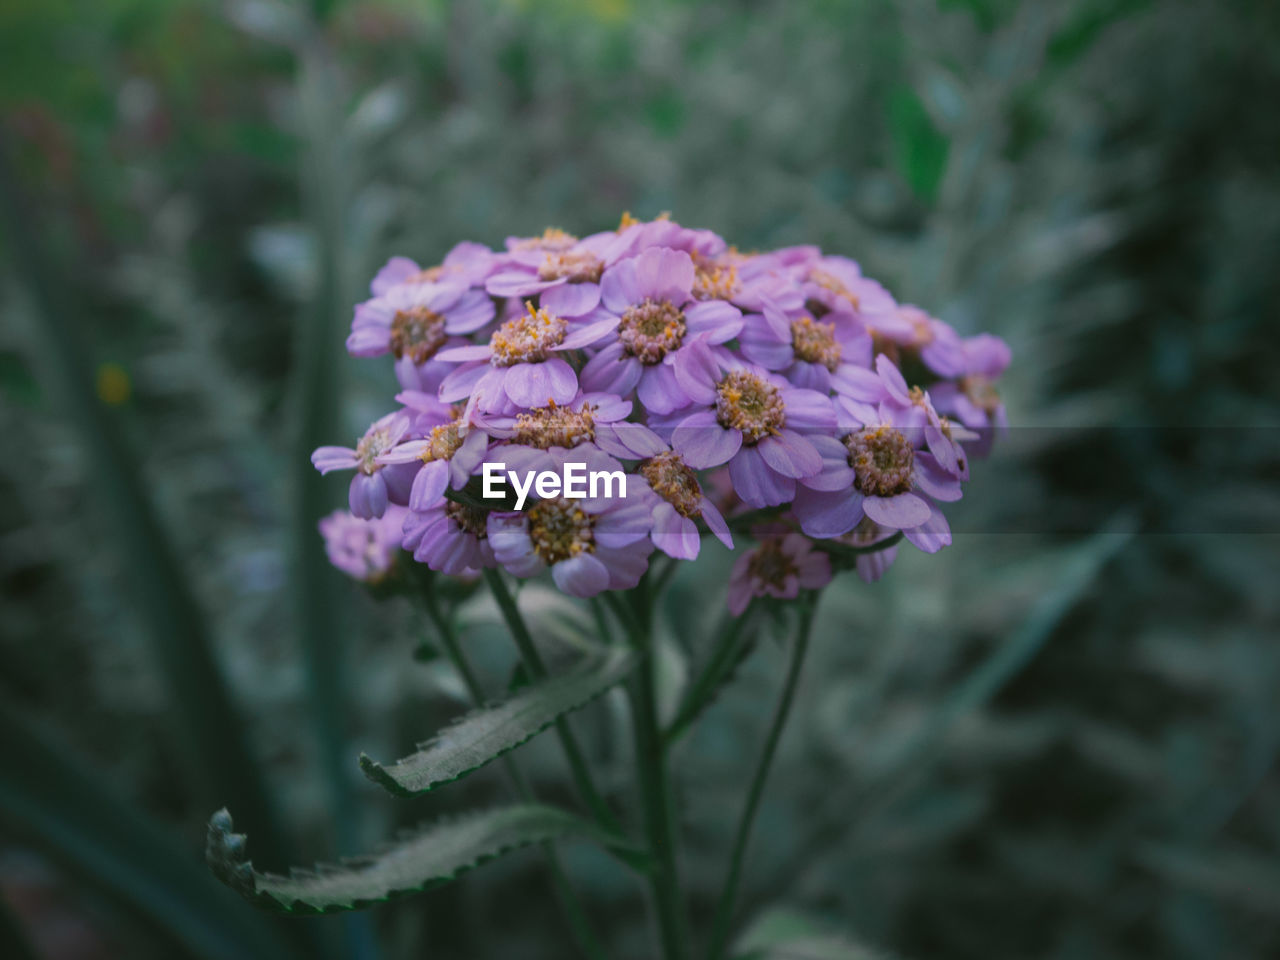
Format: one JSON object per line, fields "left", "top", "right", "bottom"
{"left": 620, "top": 581, "right": 690, "bottom": 960}
{"left": 417, "top": 587, "right": 609, "bottom": 960}
{"left": 706, "top": 591, "right": 820, "bottom": 960}
{"left": 665, "top": 602, "right": 758, "bottom": 746}
{"left": 0, "top": 136, "right": 289, "bottom": 868}
{"left": 482, "top": 569, "right": 623, "bottom": 834}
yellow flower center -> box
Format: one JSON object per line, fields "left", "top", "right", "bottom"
{"left": 846, "top": 426, "right": 914, "bottom": 497}
{"left": 790, "top": 315, "right": 841, "bottom": 371}
{"left": 715, "top": 371, "right": 785, "bottom": 444}
{"left": 528, "top": 498, "right": 595, "bottom": 564}
{"left": 390, "top": 306, "right": 449, "bottom": 364}
{"left": 619, "top": 298, "right": 686, "bottom": 364}
{"left": 511, "top": 402, "right": 596, "bottom": 449}
{"left": 490, "top": 302, "right": 567, "bottom": 366}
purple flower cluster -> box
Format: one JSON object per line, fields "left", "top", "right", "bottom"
{"left": 315, "top": 215, "right": 1009, "bottom": 604}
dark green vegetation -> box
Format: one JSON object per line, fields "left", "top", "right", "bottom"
{"left": 1, "top": 1, "right": 1278, "bottom": 958}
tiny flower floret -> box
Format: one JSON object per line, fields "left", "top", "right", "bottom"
{"left": 419, "top": 421, "right": 465, "bottom": 463}
{"left": 619, "top": 298, "right": 687, "bottom": 364}
{"left": 790, "top": 315, "right": 841, "bottom": 371}
{"left": 511, "top": 402, "right": 596, "bottom": 449}
{"left": 490, "top": 302, "right": 568, "bottom": 366}
{"left": 847, "top": 426, "right": 914, "bottom": 497}
{"left": 539, "top": 250, "right": 605, "bottom": 283}
{"left": 355, "top": 424, "right": 400, "bottom": 475}
{"left": 810, "top": 268, "right": 858, "bottom": 309}
{"left": 961, "top": 374, "right": 1001, "bottom": 414}
{"left": 528, "top": 498, "right": 595, "bottom": 564}
{"left": 446, "top": 500, "right": 489, "bottom": 538}
{"left": 389, "top": 305, "right": 449, "bottom": 364}
{"left": 715, "top": 370, "right": 786, "bottom": 443}
{"left": 514, "top": 227, "right": 578, "bottom": 252}
{"left": 640, "top": 451, "right": 703, "bottom": 519}
{"left": 747, "top": 538, "right": 799, "bottom": 588}
{"left": 693, "top": 260, "right": 739, "bottom": 301}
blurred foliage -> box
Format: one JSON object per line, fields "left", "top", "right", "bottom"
{"left": 1, "top": 0, "right": 1278, "bottom": 958}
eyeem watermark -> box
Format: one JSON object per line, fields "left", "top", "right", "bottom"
{"left": 482, "top": 461, "right": 626, "bottom": 510}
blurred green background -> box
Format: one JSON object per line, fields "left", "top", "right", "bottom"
{"left": 2, "top": 0, "right": 1279, "bottom": 958}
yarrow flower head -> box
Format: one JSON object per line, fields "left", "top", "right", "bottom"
{"left": 318, "top": 505, "right": 408, "bottom": 583}
{"left": 312, "top": 213, "right": 1010, "bottom": 602}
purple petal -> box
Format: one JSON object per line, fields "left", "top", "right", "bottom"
{"left": 438, "top": 362, "right": 491, "bottom": 403}
{"left": 580, "top": 343, "right": 644, "bottom": 397}
{"left": 863, "top": 492, "right": 931, "bottom": 529}
{"left": 409, "top": 460, "right": 449, "bottom": 510}
{"left": 312, "top": 446, "right": 358, "bottom": 474}
{"left": 913, "top": 452, "right": 964, "bottom": 502}
{"left": 600, "top": 258, "right": 642, "bottom": 313}
{"left": 793, "top": 487, "right": 864, "bottom": 538}
{"left": 349, "top": 472, "right": 388, "bottom": 519}
{"left": 651, "top": 502, "right": 700, "bottom": 560}
{"left": 757, "top": 430, "right": 823, "bottom": 479}
{"left": 672, "top": 410, "right": 741, "bottom": 468}
{"left": 673, "top": 338, "right": 721, "bottom": 405}
{"left": 699, "top": 498, "right": 734, "bottom": 550}
{"left": 541, "top": 282, "right": 601, "bottom": 317}
{"left": 551, "top": 553, "right": 611, "bottom": 597}
{"left": 443, "top": 289, "right": 496, "bottom": 334}
{"left": 728, "top": 446, "right": 794, "bottom": 508}
{"left": 486, "top": 272, "right": 563, "bottom": 298}
{"left": 371, "top": 256, "right": 420, "bottom": 295}
{"left": 876, "top": 353, "right": 912, "bottom": 405}
{"left": 831, "top": 365, "right": 887, "bottom": 403}
{"left": 633, "top": 247, "right": 695, "bottom": 304}
{"left": 559, "top": 315, "right": 620, "bottom": 350}
{"left": 637, "top": 362, "right": 692, "bottom": 416}
{"left": 780, "top": 388, "right": 837, "bottom": 430}
{"left": 799, "top": 435, "right": 857, "bottom": 491}
{"left": 903, "top": 500, "right": 952, "bottom": 554}
{"left": 683, "top": 301, "right": 744, "bottom": 343}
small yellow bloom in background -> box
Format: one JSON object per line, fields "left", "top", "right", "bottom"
{"left": 96, "top": 362, "right": 131, "bottom": 406}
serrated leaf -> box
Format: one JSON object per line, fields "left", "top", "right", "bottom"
{"left": 361, "top": 648, "right": 636, "bottom": 797}
{"left": 207, "top": 805, "right": 618, "bottom": 915}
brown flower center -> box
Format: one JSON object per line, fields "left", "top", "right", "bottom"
{"left": 715, "top": 371, "right": 785, "bottom": 444}
{"left": 538, "top": 250, "right": 604, "bottom": 283}
{"left": 846, "top": 426, "right": 914, "bottom": 497}
{"left": 512, "top": 227, "right": 578, "bottom": 252}
{"left": 618, "top": 298, "right": 687, "bottom": 364}
{"left": 790, "top": 315, "right": 841, "bottom": 371}
{"left": 390, "top": 306, "right": 449, "bottom": 364}
{"left": 490, "top": 302, "right": 567, "bottom": 366}
{"left": 510, "top": 403, "right": 596, "bottom": 449}
{"left": 420, "top": 422, "right": 464, "bottom": 463}
{"left": 746, "top": 539, "right": 798, "bottom": 588}
{"left": 639, "top": 451, "right": 703, "bottom": 518}
{"left": 961, "top": 374, "right": 1001, "bottom": 414}
{"left": 445, "top": 500, "right": 489, "bottom": 538}
{"left": 528, "top": 498, "right": 595, "bottom": 565}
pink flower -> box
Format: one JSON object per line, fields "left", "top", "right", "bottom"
{"left": 579, "top": 247, "right": 744, "bottom": 415}
{"left": 670, "top": 341, "right": 835, "bottom": 508}
{"left": 318, "top": 505, "right": 407, "bottom": 582}
{"left": 726, "top": 532, "right": 831, "bottom": 615}
{"left": 436, "top": 301, "right": 619, "bottom": 411}
{"left": 311, "top": 410, "right": 416, "bottom": 519}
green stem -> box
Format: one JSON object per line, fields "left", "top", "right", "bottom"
{"left": 620, "top": 585, "right": 689, "bottom": 960}
{"left": 664, "top": 602, "right": 757, "bottom": 746}
{"left": 482, "top": 570, "right": 622, "bottom": 834}
{"left": 418, "top": 587, "right": 609, "bottom": 960}
{"left": 706, "top": 592, "right": 820, "bottom": 960}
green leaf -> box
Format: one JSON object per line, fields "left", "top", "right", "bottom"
{"left": 207, "top": 805, "right": 620, "bottom": 915}
{"left": 360, "top": 648, "right": 636, "bottom": 797}
{"left": 888, "top": 86, "right": 949, "bottom": 204}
